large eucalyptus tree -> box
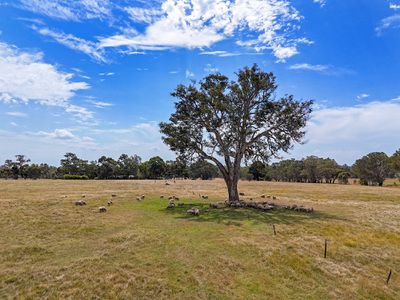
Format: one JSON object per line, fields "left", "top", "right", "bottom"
{"left": 160, "top": 65, "right": 313, "bottom": 203}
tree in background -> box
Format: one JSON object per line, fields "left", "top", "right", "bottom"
{"left": 147, "top": 156, "right": 167, "bottom": 179}
{"left": 160, "top": 65, "right": 312, "bottom": 203}
{"left": 248, "top": 161, "right": 267, "bottom": 181}
{"left": 189, "top": 160, "right": 219, "bottom": 180}
{"left": 97, "top": 156, "right": 118, "bottom": 179}
{"left": 391, "top": 149, "right": 400, "bottom": 177}
{"left": 117, "top": 154, "right": 141, "bottom": 179}
{"left": 352, "top": 152, "right": 391, "bottom": 186}
{"left": 59, "top": 153, "right": 88, "bottom": 176}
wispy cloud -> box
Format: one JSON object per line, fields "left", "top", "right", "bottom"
{"left": 86, "top": 99, "right": 114, "bottom": 108}
{"left": 289, "top": 63, "right": 329, "bottom": 72}
{"left": 376, "top": 14, "right": 400, "bottom": 35}
{"left": 204, "top": 64, "right": 218, "bottom": 73}
{"left": 6, "top": 111, "right": 27, "bottom": 117}
{"left": 289, "top": 63, "right": 354, "bottom": 75}
{"left": 19, "top": 0, "right": 113, "bottom": 22}
{"left": 313, "top": 0, "right": 326, "bottom": 7}
{"left": 356, "top": 93, "right": 369, "bottom": 100}
{"left": 200, "top": 50, "right": 241, "bottom": 57}
{"left": 32, "top": 26, "right": 106, "bottom": 63}
{"left": 290, "top": 99, "right": 400, "bottom": 164}
{"left": 185, "top": 70, "right": 195, "bottom": 78}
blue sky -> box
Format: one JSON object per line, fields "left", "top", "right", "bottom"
{"left": 0, "top": 0, "right": 399, "bottom": 166}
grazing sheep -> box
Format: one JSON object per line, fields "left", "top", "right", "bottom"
{"left": 111, "top": 194, "right": 117, "bottom": 198}
{"left": 165, "top": 182, "right": 170, "bottom": 186}
{"left": 168, "top": 196, "right": 174, "bottom": 200}
{"left": 107, "top": 200, "right": 113, "bottom": 206}
{"left": 136, "top": 197, "right": 141, "bottom": 201}
{"left": 99, "top": 206, "right": 107, "bottom": 213}
{"left": 140, "top": 195, "right": 145, "bottom": 200}
{"left": 75, "top": 200, "right": 86, "bottom": 206}
{"left": 239, "top": 192, "right": 245, "bottom": 196}
{"left": 267, "top": 195, "right": 271, "bottom": 199}
{"left": 160, "top": 195, "right": 164, "bottom": 199}
{"left": 178, "top": 202, "right": 184, "bottom": 207}
{"left": 187, "top": 208, "right": 200, "bottom": 216}
{"left": 167, "top": 199, "right": 175, "bottom": 209}
{"left": 81, "top": 194, "right": 86, "bottom": 198}
{"left": 201, "top": 195, "right": 208, "bottom": 199}
{"left": 175, "top": 196, "right": 180, "bottom": 201}
{"left": 261, "top": 194, "right": 266, "bottom": 198}
{"left": 272, "top": 196, "right": 277, "bottom": 200}
{"left": 249, "top": 198, "right": 253, "bottom": 201}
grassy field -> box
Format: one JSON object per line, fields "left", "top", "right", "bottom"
{"left": 0, "top": 179, "right": 399, "bottom": 299}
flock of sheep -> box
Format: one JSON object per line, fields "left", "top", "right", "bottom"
{"left": 71, "top": 191, "right": 313, "bottom": 215}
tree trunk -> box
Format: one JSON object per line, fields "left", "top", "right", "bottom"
{"left": 225, "top": 178, "right": 240, "bottom": 203}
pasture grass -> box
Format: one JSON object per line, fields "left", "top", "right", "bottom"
{"left": 0, "top": 179, "right": 399, "bottom": 299}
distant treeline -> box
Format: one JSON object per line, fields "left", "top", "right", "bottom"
{"left": 1, "top": 150, "right": 399, "bottom": 186}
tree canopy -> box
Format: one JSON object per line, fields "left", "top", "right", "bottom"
{"left": 160, "top": 64, "right": 313, "bottom": 202}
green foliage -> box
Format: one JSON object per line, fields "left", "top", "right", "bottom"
{"left": 248, "top": 161, "right": 267, "bottom": 181}
{"left": 63, "top": 174, "right": 89, "bottom": 180}
{"left": 188, "top": 160, "right": 219, "bottom": 180}
{"left": 160, "top": 64, "right": 313, "bottom": 201}
{"left": 352, "top": 152, "right": 391, "bottom": 186}
{"left": 337, "top": 172, "right": 350, "bottom": 184}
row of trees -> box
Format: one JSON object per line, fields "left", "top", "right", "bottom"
{"left": 0, "top": 150, "right": 399, "bottom": 186}
{"left": 0, "top": 153, "right": 219, "bottom": 180}
{"left": 246, "top": 151, "right": 400, "bottom": 186}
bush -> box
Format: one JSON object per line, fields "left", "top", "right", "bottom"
{"left": 359, "top": 178, "right": 369, "bottom": 186}
{"left": 63, "top": 174, "right": 89, "bottom": 180}
{"left": 337, "top": 172, "right": 350, "bottom": 184}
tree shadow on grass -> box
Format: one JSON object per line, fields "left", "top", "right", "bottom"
{"left": 162, "top": 202, "right": 338, "bottom": 226}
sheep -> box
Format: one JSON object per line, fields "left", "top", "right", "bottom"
{"left": 75, "top": 200, "right": 86, "bottom": 206}
{"left": 165, "top": 182, "right": 170, "bottom": 186}
{"left": 178, "top": 202, "right": 184, "bottom": 207}
{"left": 107, "top": 200, "right": 113, "bottom": 206}
{"left": 140, "top": 195, "right": 145, "bottom": 200}
{"left": 111, "top": 194, "right": 117, "bottom": 198}
{"left": 136, "top": 197, "right": 141, "bottom": 201}
{"left": 174, "top": 196, "right": 180, "bottom": 201}
{"left": 187, "top": 208, "right": 200, "bottom": 216}
{"left": 160, "top": 195, "right": 164, "bottom": 199}
{"left": 99, "top": 206, "right": 107, "bottom": 213}
{"left": 168, "top": 196, "right": 174, "bottom": 200}
{"left": 261, "top": 194, "right": 266, "bottom": 198}
{"left": 272, "top": 196, "right": 277, "bottom": 200}
{"left": 167, "top": 199, "right": 175, "bottom": 209}
{"left": 239, "top": 192, "right": 245, "bottom": 196}
{"left": 81, "top": 194, "right": 86, "bottom": 198}
{"left": 201, "top": 195, "right": 208, "bottom": 199}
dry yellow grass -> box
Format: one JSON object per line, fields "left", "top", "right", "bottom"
{"left": 0, "top": 179, "right": 399, "bottom": 299}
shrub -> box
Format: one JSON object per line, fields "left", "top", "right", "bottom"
{"left": 63, "top": 174, "right": 89, "bottom": 180}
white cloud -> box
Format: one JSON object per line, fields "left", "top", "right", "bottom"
{"left": 204, "top": 64, "right": 218, "bottom": 73}
{"left": 200, "top": 50, "right": 241, "bottom": 57}
{"left": 125, "top": 7, "right": 162, "bottom": 24}
{"left": 0, "top": 42, "right": 93, "bottom": 121}
{"left": 289, "top": 63, "right": 354, "bottom": 75}
{"left": 33, "top": 26, "right": 106, "bottom": 63}
{"left": 35, "top": 128, "right": 76, "bottom": 139}
{"left": 289, "top": 99, "right": 400, "bottom": 164}
{"left": 313, "top": 0, "right": 326, "bottom": 7}
{"left": 19, "top": 0, "right": 112, "bottom": 21}
{"left": 99, "top": 0, "right": 305, "bottom": 61}
{"left": 390, "top": 3, "right": 400, "bottom": 10}
{"left": 0, "top": 42, "right": 88, "bottom": 106}
{"left": 185, "top": 69, "right": 195, "bottom": 78}
{"left": 86, "top": 99, "right": 113, "bottom": 108}
{"left": 289, "top": 63, "right": 329, "bottom": 72}
{"left": 356, "top": 93, "right": 369, "bottom": 100}
{"left": 99, "top": 72, "right": 114, "bottom": 76}
{"left": 376, "top": 14, "right": 400, "bottom": 35}
{"left": 6, "top": 111, "right": 27, "bottom": 117}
